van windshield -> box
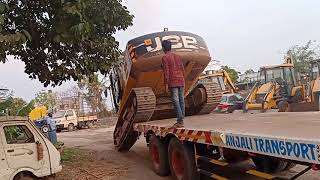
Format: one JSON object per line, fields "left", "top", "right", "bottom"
{"left": 53, "top": 111, "right": 66, "bottom": 118}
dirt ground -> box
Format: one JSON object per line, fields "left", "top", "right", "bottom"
{"left": 54, "top": 117, "right": 320, "bottom": 180}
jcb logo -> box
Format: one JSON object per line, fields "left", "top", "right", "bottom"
{"left": 144, "top": 35, "right": 201, "bottom": 53}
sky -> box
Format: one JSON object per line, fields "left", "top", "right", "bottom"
{"left": 1, "top": 0, "right": 320, "bottom": 103}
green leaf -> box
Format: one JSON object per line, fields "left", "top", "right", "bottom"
{"left": 53, "top": 35, "right": 61, "bottom": 42}
{"left": 22, "top": 30, "right": 32, "bottom": 41}
{"left": 15, "top": 32, "right": 22, "bottom": 42}
{"left": 0, "top": 2, "right": 6, "bottom": 13}
{"left": 1, "top": 0, "right": 133, "bottom": 87}
{"left": 0, "top": 15, "right": 4, "bottom": 25}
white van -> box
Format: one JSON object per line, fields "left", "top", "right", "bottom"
{"left": 0, "top": 117, "right": 62, "bottom": 180}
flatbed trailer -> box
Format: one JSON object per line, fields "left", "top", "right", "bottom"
{"left": 133, "top": 112, "right": 320, "bottom": 180}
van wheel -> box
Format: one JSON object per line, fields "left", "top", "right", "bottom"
{"left": 67, "top": 124, "right": 75, "bottom": 132}
{"left": 168, "top": 137, "right": 199, "bottom": 180}
{"left": 19, "top": 177, "right": 34, "bottom": 180}
{"left": 13, "top": 173, "right": 35, "bottom": 180}
{"left": 149, "top": 135, "right": 170, "bottom": 176}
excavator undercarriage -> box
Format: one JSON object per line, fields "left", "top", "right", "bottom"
{"left": 113, "top": 83, "right": 222, "bottom": 151}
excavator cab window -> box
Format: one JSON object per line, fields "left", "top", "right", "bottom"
{"left": 266, "top": 68, "right": 284, "bottom": 83}
{"left": 210, "top": 76, "right": 226, "bottom": 91}
{"left": 284, "top": 67, "right": 295, "bottom": 86}
{"left": 260, "top": 67, "right": 295, "bottom": 85}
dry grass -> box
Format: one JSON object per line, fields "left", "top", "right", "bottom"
{"left": 54, "top": 148, "right": 128, "bottom": 180}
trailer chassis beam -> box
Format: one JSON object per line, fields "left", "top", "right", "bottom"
{"left": 289, "top": 165, "right": 312, "bottom": 180}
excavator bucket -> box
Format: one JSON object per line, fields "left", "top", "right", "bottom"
{"left": 288, "top": 92, "right": 320, "bottom": 112}
{"left": 288, "top": 102, "right": 319, "bottom": 112}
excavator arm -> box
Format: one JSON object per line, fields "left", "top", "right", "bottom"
{"left": 244, "top": 82, "right": 277, "bottom": 112}
{"left": 221, "top": 70, "right": 237, "bottom": 93}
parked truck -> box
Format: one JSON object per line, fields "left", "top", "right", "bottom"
{"left": 53, "top": 109, "right": 97, "bottom": 132}
{"left": 0, "top": 117, "right": 62, "bottom": 180}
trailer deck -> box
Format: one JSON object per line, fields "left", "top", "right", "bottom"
{"left": 134, "top": 112, "right": 320, "bottom": 165}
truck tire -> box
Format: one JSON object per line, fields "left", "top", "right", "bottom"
{"left": 67, "top": 123, "right": 75, "bottom": 132}
{"left": 148, "top": 135, "right": 170, "bottom": 176}
{"left": 251, "top": 156, "right": 287, "bottom": 173}
{"left": 87, "top": 121, "right": 94, "bottom": 129}
{"left": 168, "top": 137, "right": 199, "bottom": 180}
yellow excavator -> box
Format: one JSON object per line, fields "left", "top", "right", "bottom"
{"left": 288, "top": 59, "right": 320, "bottom": 111}
{"left": 199, "top": 70, "right": 237, "bottom": 94}
{"left": 243, "top": 57, "right": 305, "bottom": 112}
{"left": 109, "top": 31, "right": 222, "bottom": 151}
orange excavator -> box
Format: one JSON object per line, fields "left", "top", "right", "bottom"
{"left": 108, "top": 31, "right": 222, "bottom": 151}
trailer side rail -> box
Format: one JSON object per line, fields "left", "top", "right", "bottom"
{"left": 134, "top": 123, "right": 320, "bottom": 165}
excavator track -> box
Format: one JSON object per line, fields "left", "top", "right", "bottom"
{"left": 114, "top": 87, "right": 156, "bottom": 152}
{"left": 197, "top": 83, "right": 222, "bottom": 114}
{"left": 186, "top": 82, "right": 222, "bottom": 115}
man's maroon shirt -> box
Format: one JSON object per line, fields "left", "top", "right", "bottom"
{"left": 162, "top": 51, "right": 185, "bottom": 88}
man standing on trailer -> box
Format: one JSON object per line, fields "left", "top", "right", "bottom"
{"left": 161, "top": 40, "right": 185, "bottom": 128}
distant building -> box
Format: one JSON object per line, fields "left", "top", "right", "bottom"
{"left": 204, "top": 60, "right": 222, "bottom": 72}
{"left": 238, "top": 72, "right": 259, "bottom": 83}
{"left": 59, "top": 96, "right": 80, "bottom": 110}
{"left": 237, "top": 71, "right": 259, "bottom": 91}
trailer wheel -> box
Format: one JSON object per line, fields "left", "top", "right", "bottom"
{"left": 149, "top": 135, "right": 170, "bottom": 176}
{"left": 13, "top": 172, "right": 35, "bottom": 180}
{"left": 67, "top": 123, "right": 75, "bottom": 132}
{"left": 284, "top": 162, "right": 296, "bottom": 170}
{"left": 251, "top": 156, "right": 287, "bottom": 173}
{"left": 168, "top": 138, "right": 199, "bottom": 180}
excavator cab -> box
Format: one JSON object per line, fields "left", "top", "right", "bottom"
{"left": 244, "top": 59, "right": 304, "bottom": 112}
{"left": 199, "top": 70, "right": 236, "bottom": 94}
{"left": 259, "top": 64, "right": 296, "bottom": 98}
